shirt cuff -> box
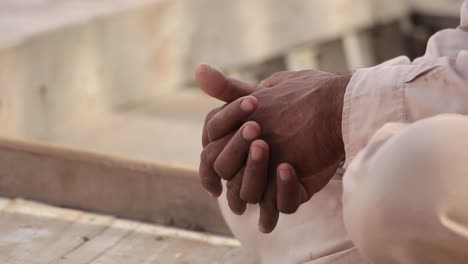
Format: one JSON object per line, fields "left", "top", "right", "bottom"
{"left": 342, "top": 58, "right": 410, "bottom": 167}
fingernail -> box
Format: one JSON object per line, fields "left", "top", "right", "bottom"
{"left": 259, "top": 80, "right": 267, "bottom": 87}
{"left": 240, "top": 98, "right": 255, "bottom": 112}
{"left": 279, "top": 166, "right": 291, "bottom": 182}
{"left": 258, "top": 225, "right": 268, "bottom": 234}
{"left": 197, "top": 64, "right": 212, "bottom": 73}
{"left": 242, "top": 125, "right": 258, "bottom": 141}
{"left": 250, "top": 145, "right": 263, "bottom": 161}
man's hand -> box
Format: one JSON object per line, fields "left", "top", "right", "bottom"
{"left": 197, "top": 64, "right": 263, "bottom": 199}
{"left": 206, "top": 69, "right": 351, "bottom": 233}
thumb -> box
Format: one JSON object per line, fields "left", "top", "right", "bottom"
{"left": 195, "top": 64, "right": 257, "bottom": 103}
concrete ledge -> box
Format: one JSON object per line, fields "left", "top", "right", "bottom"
{"left": 0, "top": 138, "right": 231, "bottom": 236}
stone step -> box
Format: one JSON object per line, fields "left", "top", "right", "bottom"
{"left": 0, "top": 137, "right": 231, "bottom": 236}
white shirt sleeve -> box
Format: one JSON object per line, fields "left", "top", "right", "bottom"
{"left": 342, "top": 0, "right": 468, "bottom": 166}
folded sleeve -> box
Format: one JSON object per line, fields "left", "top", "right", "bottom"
{"left": 342, "top": 0, "right": 468, "bottom": 166}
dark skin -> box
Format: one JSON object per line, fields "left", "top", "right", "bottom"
{"left": 197, "top": 64, "right": 351, "bottom": 233}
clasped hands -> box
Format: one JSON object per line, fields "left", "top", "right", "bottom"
{"left": 197, "top": 64, "right": 351, "bottom": 233}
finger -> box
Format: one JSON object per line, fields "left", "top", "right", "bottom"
{"left": 207, "top": 96, "right": 258, "bottom": 141}
{"left": 196, "top": 64, "right": 257, "bottom": 103}
{"left": 213, "top": 121, "right": 261, "bottom": 180}
{"left": 226, "top": 168, "right": 247, "bottom": 215}
{"left": 258, "top": 178, "right": 279, "bottom": 234}
{"left": 240, "top": 140, "right": 269, "bottom": 204}
{"left": 259, "top": 71, "right": 299, "bottom": 88}
{"left": 277, "top": 163, "right": 307, "bottom": 214}
{"left": 199, "top": 134, "right": 233, "bottom": 197}
{"left": 202, "top": 107, "right": 221, "bottom": 147}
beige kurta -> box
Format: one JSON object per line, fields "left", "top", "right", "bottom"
{"left": 219, "top": 1, "right": 468, "bottom": 263}
{"left": 343, "top": 0, "right": 468, "bottom": 165}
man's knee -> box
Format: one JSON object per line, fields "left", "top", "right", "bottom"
{"left": 345, "top": 114, "right": 468, "bottom": 263}
{"left": 372, "top": 114, "right": 468, "bottom": 177}
{"left": 372, "top": 114, "right": 468, "bottom": 186}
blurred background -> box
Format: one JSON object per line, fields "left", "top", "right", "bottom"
{"left": 0, "top": 0, "right": 463, "bottom": 170}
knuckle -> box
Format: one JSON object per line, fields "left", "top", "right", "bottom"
{"left": 214, "top": 160, "right": 232, "bottom": 180}
{"left": 207, "top": 117, "right": 227, "bottom": 141}
{"left": 205, "top": 107, "right": 220, "bottom": 124}
{"left": 200, "top": 150, "right": 209, "bottom": 164}
{"left": 269, "top": 71, "right": 287, "bottom": 79}
{"left": 206, "top": 120, "right": 219, "bottom": 140}
{"left": 261, "top": 71, "right": 294, "bottom": 87}
{"left": 214, "top": 166, "right": 227, "bottom": 180}
{"left": 200, "top": 147, "right": 215, "bottom": 165}
{"left": 297, "top": 69, "right": 312, "bottom": 75}
{"left": 226, "top": 180, "right": 240, "bottom": 194}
